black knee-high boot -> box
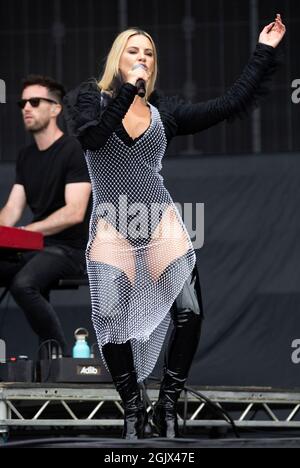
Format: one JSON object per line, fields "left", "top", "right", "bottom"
{"left": 92, "top": 265, "right": 147, "bottom": 439}
{"left": 153, "top": 266, "right": 203, "bottom": 438}
{"left": 102, "top": 341, "right": 148, "bottom": 439}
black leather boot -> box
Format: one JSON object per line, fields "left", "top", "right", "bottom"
{"left": 153, "top": 369, "right": 185, "bottom": 438}
{"left": 113, "top": 370, "right": 148, "bottom": 439}
{"left": 102, "top": 341, "right": 147, "bottom": 439}
{"left": 153, "top": 266, "right": 203, "bottom": 438}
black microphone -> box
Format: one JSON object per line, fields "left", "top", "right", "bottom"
{"left": 136, "top": 78, "right": 146, "bottom": 98}
{"left": 132, "top": 64, "right": 146, "bottom": 98}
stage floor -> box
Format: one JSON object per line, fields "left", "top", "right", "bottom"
{"left": 2, "top": 432, "right": 300, "bottom": 448}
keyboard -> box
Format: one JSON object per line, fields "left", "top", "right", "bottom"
{"left": 0, "top": 226, "right": 44, "bottom": 252}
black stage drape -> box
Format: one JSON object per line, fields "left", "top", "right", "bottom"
{"left": 1, "top": 153, "right": 300, "bottom": 388}
{"left": 164, "top": 153, "right": 300, "bottom": 388}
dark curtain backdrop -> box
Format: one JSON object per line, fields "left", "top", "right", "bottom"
{"left": 1, "top": 154, "right": 300, "bottom": 388}
{"left": 164, "top": 154, "right": 300, "bottom": 388}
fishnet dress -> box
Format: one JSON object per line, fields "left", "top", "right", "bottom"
{"left": 64, "top": 42, "right": 280, "bottom": 382}
{"left": 85, "top": 104, "right": 195, "bottom": 382}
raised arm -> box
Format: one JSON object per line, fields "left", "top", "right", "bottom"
{"left": 0, "top": 184, "right": 27, "bottom": 227}
{"left": 170, "top": 14, "right": 286, "bottom": 136}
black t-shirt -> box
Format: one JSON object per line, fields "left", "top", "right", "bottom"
{"left": 15, "top": 134, "right": 90, "bottom": 249}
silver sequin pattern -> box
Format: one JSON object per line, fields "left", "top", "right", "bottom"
{"left": 85, "top": 104, "right": 196, "bottom": 382}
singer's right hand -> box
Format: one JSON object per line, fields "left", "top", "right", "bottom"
{"left": 126, "top": 64, "right": 150, "bottom": 87}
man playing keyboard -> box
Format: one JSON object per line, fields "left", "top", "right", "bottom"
{"left": 0, "top": 75, "right": 91, "bottom": 356}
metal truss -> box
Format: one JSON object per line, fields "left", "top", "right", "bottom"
{"left": 181, "top": 386, "right": 300, "bottom": 429}
{"left": 1, "top": 383, "right": 300, "bottom": 439}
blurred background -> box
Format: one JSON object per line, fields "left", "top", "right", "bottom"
{"left": 1, "top": 0, "right": 300, "bottom": 388}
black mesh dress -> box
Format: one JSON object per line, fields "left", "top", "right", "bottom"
{"left": 64, "top": 43, "right": 280, "bottom": 382}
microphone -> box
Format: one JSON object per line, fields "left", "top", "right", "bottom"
{"left": 136, "top": 78, "right": 146, "bottom": 98}
{"left": 132, "top": 64, "right": 146, "bottom": 98}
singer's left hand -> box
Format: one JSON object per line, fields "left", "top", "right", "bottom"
{"left": 259, "top": 14, "right": 286, "bottom": 48}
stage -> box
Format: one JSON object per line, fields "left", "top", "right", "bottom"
{"left": 1, "top": 382, "right": 300, "bottom": 447}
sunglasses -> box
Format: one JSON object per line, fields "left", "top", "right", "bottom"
{"left": 17, "top": 97, "right": 58, "bottom": 109}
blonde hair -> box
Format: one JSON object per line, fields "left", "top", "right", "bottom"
{"left": 98, "top": 28, "right": 158, "bottom": 101}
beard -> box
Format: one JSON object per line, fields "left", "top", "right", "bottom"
{"left": 24, "top": 117, "right": 50, "bottom": 134}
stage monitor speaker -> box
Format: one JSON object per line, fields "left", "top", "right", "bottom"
{"left": 37, "top": 357, "right": 112, "bottom": 383}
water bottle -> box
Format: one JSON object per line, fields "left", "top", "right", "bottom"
{"left": 72, "top": 328, "right": 90, "bottom": 358}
